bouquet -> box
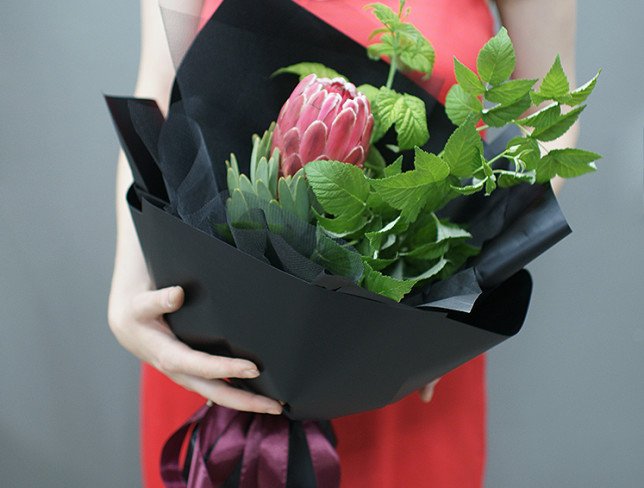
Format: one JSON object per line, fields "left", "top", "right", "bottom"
{"left": 106, "top": 0, "right": 601, "bottom": 486}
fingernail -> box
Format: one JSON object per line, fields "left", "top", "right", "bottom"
{"left": 267, "top": 406, "right": 283, "bottom": 415}
{"left": 167, "top": 287, "right": 178, "bottom": 308}
{"left": 243, "top": 369, "right": 260, "bottom": 378}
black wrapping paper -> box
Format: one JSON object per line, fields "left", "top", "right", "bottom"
{"left": 107, "top": 0, "right": 571, "bottom": 420}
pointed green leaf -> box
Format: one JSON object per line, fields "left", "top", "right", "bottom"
{"left": 384, "top": 155, "right": 403, "bottom": 177}
{"left": 408, "top": 257, "right": 449, "bottom": 281}
{"left": 393, "top": 94, "right": 430, "bottom": 150}
{"left": 414, "top": 147, "right": 450, "bottom": 181}
{"left": 450, "top": 178, "right": 486, "bottom": 195}
{"left": 567, "top": 69, "right": 601, "bottom": 105}
{"left": 536, "top": 148, "right": 601, "bottom": 182}
{"left": 486, "top": 78, "right": 538, "bottom": 104}
{"left": 442, "top": 117, "right": 483, "bottom": 177}
{"left": 367, "top": 3, "right": 401, "bottom": 28}
{"left": 534, "top": 55, "right": 570, "bottom": 102}
{"left": 517, "top": 104, "right": 561, "bottom": 130}
{"left": 445, "top": 84, "right": 482, "bottom": 126}
{"left": 362, "top": 262, "right": 416, "bottom": 302}
{"left": 312, "top": 228, "right": 364, "bottom": 282}
{"left": 482, "top": 93, "right": 531, "bottom": 127}
{"left": 496, "top": 170, "right": 536, "bottom": 187}
{"left": 531, "top": 105, "right": 585, "bottom": 142}
{"left": 454, "top": 57, "right": 484, "bottom": 95}
{"left": 304, "top": 160, "right": 370, "bottom": 219}
{"left": 476, "top": 27, "right": 516, "bottom": 86}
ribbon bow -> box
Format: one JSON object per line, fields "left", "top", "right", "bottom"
{"left": 161, "top": 403, "right": 340, "bottom": 488}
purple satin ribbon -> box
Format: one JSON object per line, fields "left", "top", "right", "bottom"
{"left": 161, "top": 403, "right": 340, "bottom": 488}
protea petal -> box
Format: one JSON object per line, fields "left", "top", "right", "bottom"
{"left": 282, "top": 153, "right": 303, "bottom": 176}
{"left": 296, "top": 89, "right": 326, "bottom": 133}
{"left": 281, "top": 127, "right": 301, "bottom": 157}
{"left": 344, "top": 146, "right": 365, "bottom": 166}
{"left": 280, "top": 95, "right": 305, "bottom": 130}
{"left": 318, "top": 93, "right": 342, "bottom": 126}
{"left": 299, "top": 120, "right": 328, "bottom": 164}
{"left": 326, "top": 108, "right": 357, "bottom": 159}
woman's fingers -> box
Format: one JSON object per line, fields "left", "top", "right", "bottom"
{"left": 172, "top": 374, "right": 283, "bottom": 415}
{"left": 156, "top": 339, "right": 261, "bottom": 380}
{"left": 419, "top": 378, "right": 441, "bottom": 403}
{"left": 131, "top": 286, "right": 185, "bottom": 321}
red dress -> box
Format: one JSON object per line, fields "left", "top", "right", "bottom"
{"left": 142, "top": 1, "right": 494, "bottom": 487}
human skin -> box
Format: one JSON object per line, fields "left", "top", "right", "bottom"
{"left": 108, "top": 0, "right": 577, "bottom": 412}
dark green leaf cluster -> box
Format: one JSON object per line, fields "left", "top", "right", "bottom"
{"left": 445, "top": 27, "right": 602, "bottom": 183}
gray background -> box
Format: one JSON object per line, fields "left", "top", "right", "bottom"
{"left": 0, "top": 0, "right": 642, "bottom": 486}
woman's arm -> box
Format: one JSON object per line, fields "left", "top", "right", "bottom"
{"left": 496, "top": 0, "right": 580, "bottom": 194}
{"left": 107, "top": 0, "right": 282, "bottom": 415}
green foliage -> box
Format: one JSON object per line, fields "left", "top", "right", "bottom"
{"left": 272, "top": 62, "right": 346, "bottom": 81}
{"left": 476, "top": 27, "right": 515, "bottom": 86}
{"left": 372, "top": 87, "right": 429, "bottom": 149}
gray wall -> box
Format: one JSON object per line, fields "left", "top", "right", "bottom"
{"left": 1, "top": 1, "right": 642, "bottom": 487}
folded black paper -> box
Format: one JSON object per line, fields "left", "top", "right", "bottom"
{"left": 106, "top": 0, "right": 572, "bottom": 419}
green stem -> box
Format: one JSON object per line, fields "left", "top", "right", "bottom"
{"left": 386, "top": 54, "right": 398, "bottom": 89}
{"left": 486, "top": 148, "right": 511, "bottom": 166}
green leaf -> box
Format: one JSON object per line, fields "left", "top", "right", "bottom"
{"left": 450, "top": 178, "right": 486, "bottom": 195}
{"left": 486, "top": 78, "right": 537, "bottom": 104}
{"left": 362, "top": 256, "right": 397, "bottom": 271}
{"left": 400, "top": 241, "right": 448, "bottom": 260}
{"left": 397, "top": 23, "right": 435, "bottom": 76}
{"left": 535, "top": 148, "right": 601, "bottom": 182}
{"left": 367, "top": 3, "right": 401, "bottom": 28}
{"left": 272, "top": 62, "right": 346, "bottom": 81}
{"left": 384, "top": 155, "right": 403, "bottom": 177}
{"left": 367, "top": 39, "right": 395, "bottom": 61}
{"left": 531, "top": 105, "right": 585, "bottom": 142}
{"left": 442, "top": 117, "right": 483, "bottom": 177}
{"left": 362, "top": 262, "right": 416, "bottom": 302}
{"left": 482, "top": 93, "right": 531, "bottom": 127}
{"left": 373, "top": 87, "right": 400, "bottom": 134}
{"left": 506, "top": 136, "right": 541, "bottom": 171}
{"left": 476, "top": 27, "right": 515, "bottom": 86}
{"left": 534, "top": 55, "right": 570, "bottom": 102}
{"left": 370, "top": 171, "right": 448, "bottom": 222}
{"left": 517, "top": 104, "right": 561, "bottom": 130}
{"left": 496, "top": 170, "right": 536, "bottom": 187}
{"left": 304, "top": 160, "right": 370, "bottom": 219}
{"left": 435, "top": 217, "right": 472, "bottom": 242}
{"left": 454, "top": 57, "right": 484, "bottom": 95}
{"left": 393, "top": 94, "right": 430, "bottom": 150}
{"left": 312, "top": 228, "right": 364, "bottom": 282}
{"left": 315, "top": 212, "right": 369, "bottom": 238}
{"left": 408, "top": 257, "right": 449, "bottom": 281}
{"left": 414, "top": 147, "right": 450, "bottom": 181}
{"left": 567, "top": 69, "right": 601, "bottom": 105}
{"left": 445, "top": 84, "right": 482, "bottom": 126}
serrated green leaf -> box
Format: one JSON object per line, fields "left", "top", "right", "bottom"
{"left": 393, "top": 94, "right": 430, "bottom": 150}
{"left": 445, "top": 84, "right": 482, "bottom": 126}
{"left": 486, "top": 78, "right": 537, "bottom": 104}
{"left": 534, "top": 55, "right": 570, "bottom": 102}
{"left": 496, "top": 170, "right": 536, "bottom": 187}
{"left": 517, "top": 104, "right": 561, "bottom": 130}
{"left": 384, "top": 155, "right": 403, "bottom": 177}
{"left": 304, "top": 160, "right": 370, "bottom": 219}
{"left": 374, "top": 87, "right": 400, "bottom": 133}
{"left": 362, "top": 262, "right": 416, "bottom": 302}
{"left": 442, "top": 117, "right": 483, "bottom": 177}
{"left": 414, "top": 147, "right": 450, "bottom": 181}
{"left": 400, "top": 241, "right": 448, "bottom": 260}
{"left": 531, "top": 105, "right": 585, "bottom": 142}
{"left": 567, "top": 69, "right": 601, "bottom": 105}
{"left": 272, "top": 62, "right": 346, "bottom": 81}
{"left": 535, "top": 148, "right": 601, "bottom": 182}
{"left": 506, "top": 136, "right": 541, "bottom": 171}
{"left": 454, "top": 57, "right": 485, "bottom": 95}
{"left": 367, "top": 38, "right": 395, "bottom": 61}
{"left": 482, "top": 93, "right": 531, "bottom": 127}
{"left": 315, "top": 211, "right": 369, "bottom": 238}
{"left": 476, "top": 27, "right": 515, "bottom": 86}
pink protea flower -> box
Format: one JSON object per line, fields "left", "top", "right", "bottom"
{"left": 272, "top": 74, "right": 374, "bottom": 176}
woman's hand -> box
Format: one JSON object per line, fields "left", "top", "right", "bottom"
{"left": 418, "top": 378, "right": 440, "bottom": 403}
{"left": 108, "top": 284, "right": 283, "bottom": 415}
